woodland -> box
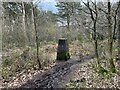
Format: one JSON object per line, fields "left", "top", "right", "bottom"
{"left": 1, "top": 0, "right": 120, "bottom": 88}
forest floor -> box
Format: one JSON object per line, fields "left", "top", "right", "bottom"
{"left": 3, "top": 53, "right": 119, "bottom": 89}
{"left": 19, "top": 54, "right": 95, "bottom": 88}
{"left": 1, "top": 41, "right": 120, "bottom": 88}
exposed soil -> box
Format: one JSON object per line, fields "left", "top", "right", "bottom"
{"left": 19, "top": 54, "right": 95, "bottom": 88}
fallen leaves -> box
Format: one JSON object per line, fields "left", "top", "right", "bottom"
{"left": 65, "top": 59, "right": 120, "bottom": 88}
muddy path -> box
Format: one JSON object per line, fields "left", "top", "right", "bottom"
{"left": 19, "top": 54, "right": 95, "bottom": 88}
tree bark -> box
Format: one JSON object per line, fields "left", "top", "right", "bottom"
{"left": 118, "top": 2, "right": 120, "bottom": 60}
{"left": 94, "top": 20, "right": 99, "bottom": 65}
{"left": 67, "top": 14, "right": 70, "bottom": 31}
{"left": 30, "top": 3, "right": 36, "bottom": 46}
{"left": 32, "top": 3, "right": 41, "bottom": 69}
{"left": 117, "top": 1, "right": 120, "bottom": 87}
{"left": 21, "top": 2, "right": 28, "bottom": 47}
{"left": 0, "top": 1, "right": 2, "bottom": 74}
{"left": 108, "top": 0, "right": 116, "bottom": 73}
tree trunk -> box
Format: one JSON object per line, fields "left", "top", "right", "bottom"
{"left": 117, "top": 1, "right": 120, "bottom": 87}
{"left": 21, "top": 2, "right": 28, "bottom": 47}
{"left": 67, "top": 14, "right": 70, "bottom": 31}
{"left": 32, "top": 3, "right": 41, "bottom": 69}
{"left": 118, "top": 2, "right": 120, "bottom": 60}
{"left": 93, "top": 20, "right": 100, "bottom": 65}
{"left": 0, "top": 1, "right": 2, "bottom": 70}
{"left": 108, "top": 0, "right": 116, "bottom": 73}
{"left": 29, "top": 2, "right": 36, "bottom": 47}
{"left": 83, "top": 0, "right": 100, "bottom": 66}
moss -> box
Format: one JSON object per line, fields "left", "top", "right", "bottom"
{"left": 110, "top": 67, "right": 116, "bottom": 73}
{"left": 57, "top": 51, "right": 70, "bottom": 61}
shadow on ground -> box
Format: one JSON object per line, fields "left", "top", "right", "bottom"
{"left": 19, "top": 53, "right": 95, "bottom": 88}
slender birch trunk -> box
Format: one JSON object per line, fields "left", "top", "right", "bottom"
{"left": 21, "top": 2, "right": 28, "bottom": 47}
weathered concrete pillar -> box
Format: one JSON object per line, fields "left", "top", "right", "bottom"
{"left": 56, "top": 38, "right": 70, "bottom": 61}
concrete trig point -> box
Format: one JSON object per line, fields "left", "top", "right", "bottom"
{"left": 56, "top": 38, "right": 70, "bottom": 61}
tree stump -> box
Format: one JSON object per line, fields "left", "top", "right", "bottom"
{"left": 56, "top": 38, "right": 70, "bottom": 61}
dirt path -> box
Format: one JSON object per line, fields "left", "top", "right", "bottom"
{"left": 19, "top": 54, "right": 95, "bottom": 88}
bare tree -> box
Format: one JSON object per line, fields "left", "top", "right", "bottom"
{"left": 21, "top": 2, "right": 28, "bottom": 47}
{"left": 113, "top": 2, "right": 120, "bottom": 42}
{"left": 31, "top": 2, "right": 41, "bottom": 69}
{"left": 82, "top": 0, "right": 100, "bottom": 66}
{"left": 107, "top": 0, "right": 116, "bottom": 73}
